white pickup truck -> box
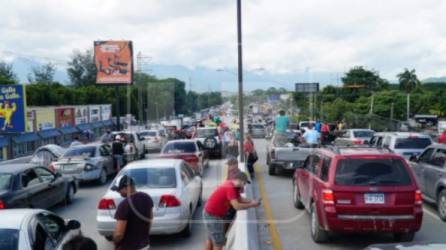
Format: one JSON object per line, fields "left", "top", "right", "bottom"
{"left": 266, "top": 131, "right": 313, "bottom": 175}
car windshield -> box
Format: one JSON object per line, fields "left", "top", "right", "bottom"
{"left": 395, "top": 138, "right": 432, "bottom": 149}
{"left": 0, "top": 174, "right": 12, "bottom": 191}
{"left": 162, "top": 142, "right": 196, "bottom": 154}
{"left": 0, "top": 229, "right": 19, "bottom": 250}
{"left": 140, "top": 131, "right": 157, "bottom": 137}
{"left": 252, "top": 124, "right": 264, "bottom": 129}
{"left": 197, "top": 129, "right": 217, "bottom": 137}
{"left": 119, "top": 168, "right": 177, "bottom": 188}
{"left": 335, "top": 158, "right": 411, "bottom": 186}
{"left": 63, "top": 147, "right": 96, "bottom": 158}
{"left": 353, "top": 130, "right": 374, "bottom": 138}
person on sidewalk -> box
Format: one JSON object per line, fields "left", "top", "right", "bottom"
{"left": 112, "top": 176, "right": 153, "bottom": 250}
{"left": 244, "top": 134, "right": 257, "bottom": 179}
{"left": 204, "top": 171, "right": 260, "bottom": 250}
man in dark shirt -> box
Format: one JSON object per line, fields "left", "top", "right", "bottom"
{"left": 112, "top": 175, "right": 153, "bottom": 250}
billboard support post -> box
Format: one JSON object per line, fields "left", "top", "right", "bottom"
{"left": 115, "top": 86, "right": 120, "bottom": 131}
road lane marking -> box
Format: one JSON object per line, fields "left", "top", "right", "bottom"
{"left": 423, "top": 206, "right": 440, "bottom": 221}
{"left": 255, "top": 164, "right": 283, "bottom": 250}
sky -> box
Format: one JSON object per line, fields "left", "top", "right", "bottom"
{"left": 2, "top": 0, "right": 446, "bottom": 85}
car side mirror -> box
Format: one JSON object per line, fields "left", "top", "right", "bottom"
{"left": 409, "top": 156, "right": 418, "bottom": 162}
{"left": 66, "top": 219, "right": 81, "bottom": 230}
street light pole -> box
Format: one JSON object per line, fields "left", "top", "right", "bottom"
{"left": 237, "top": 0, "right": 245, "bottom": 163}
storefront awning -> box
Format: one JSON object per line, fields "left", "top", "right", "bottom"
{"left": 38, "top": 129, "right": 61, "bottom": 139}
{"left": 77, "top": 123, "right": 92, "bottom": 131}
{"left": 92, "top": 121, "right": 104, "bottom": 129}
{"left": 13, "top": 133, "right": 40, "bottom": 143}
{"left": 59, "top": 126, "right": 78, "bottom": 135}
{"left": 103, "top": 120, "right": 114, "bottom": 126}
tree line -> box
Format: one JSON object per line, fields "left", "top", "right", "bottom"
{"left": 0, "top": 50, "right": 223, "bottom": 121}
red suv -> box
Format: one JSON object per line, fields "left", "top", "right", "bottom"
{"left": 292, "top": 147, "right": 423, "bottom": 243}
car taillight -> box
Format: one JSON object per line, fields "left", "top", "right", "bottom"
{"left": 352, "top": 139, "right": 363, "bottom": 145}
{"left": 0, "top": 200, "right": 4, "bottom": 209}
{"left": 159, "top": 195, "right": 181, "bottom": 207}
{"left": 184, "top": 155, "right": 199, "bottom": 163}
{"left": 322, "top": 190, "right": 334, "bottom": 204}
{"left": 98, "top": 198, "right": 116, "bottom": 210}
{"left": 415, "top": 190, "right": 422, "bottom": 205}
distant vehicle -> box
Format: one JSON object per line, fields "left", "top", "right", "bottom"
{"left": 293, "top": 147, "right": 422, "bottom": 243}
{"left": 370, "top": 132, "right": 432, "bottom": 160}
{"left": 409, "top": 144, "right": 446, "bottom": 220}
{"left": 0, "top": 164, "right": 78, "bottom": 209}
{"left": 0, "top": 209, "right": 82, "bottom": 250}
{"left": 51, "top": 143, "right": 116, "bottom": 185}
{"left": 266, "top": 132, "right": 312, "bottom": 175}
{"left": 30, "top": 144, "right": 66, "bottom": 168}
{"left": 195, "top": 127, "right": 222, "bottom": 159}
{"left": 250, "top": 123, "right": 266, "bottom": 138}
{"left": 139, "top": 130, "right": 167, "bottom": 152}
{"left": 414, "top": 114, "right": 438, "bottom": 127}
{"left": 160, "top": 140, "right": 209, "bottom": 176}
{"left": 97, "top": 159, "right": 202, "bottom": 239}
{"left": 334, "top": 129, "right": 375, "bottom": 146}
{"left": 112, "top": 131, "right": 146, "bottom": 159}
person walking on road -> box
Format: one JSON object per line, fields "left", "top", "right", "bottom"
{"left": 112, "top": 175, "right": 153, "bottom": 250}
{"left": 204, "top": 171, "right": 260, "bottom": 250}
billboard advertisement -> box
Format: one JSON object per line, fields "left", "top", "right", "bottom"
{"left": 100, "top": 104, "right": 112, "bottom": 121}
{"left": 55, "top": 107, "right": 75, "bottom": 128}
{"left": 0, "top": 85, "right": 27, "bottom": 132}
{"left": 94, "top": 40, "right": 133, "bottom": 85}
{"left": 75, "top": 106, "right": 89, "bottom": 125}
{"left": 295, "top": 82, "right": 320, "bottom": 94}
{"left": 89, "top": 105, "right": 101, "bottom": 122}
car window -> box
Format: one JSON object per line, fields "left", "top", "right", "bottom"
{"left": 31, "top": 150, "right": 54, "bottom": 166}
{"left": 431, "top": 149, "right": 446, "bottom": 168}
{"left": 162, "top": 142, "right": 197, "bottom": 154}
{"left": 353, "top": 130, "right": 374, "bottom": 138}
{"left": 320, "top": 158, "right": 331, "bottom": 182}
{"left": 197, "top": 129, "right": 217, "bottom": 137}
{"left": 21, "top": 169, "right": 41, "bottom": 188}
{"left": 382, "top": 136, "right": 391, "bottom": 148}
{"left": 181, "top": 169, "right": 190, "bottom": 185}
{"left": 34, "top": 167, "right": 56, "bottom": 183}
{"left": 0, "top": 174, "right": 12, "bottom": 191}
{"left": 376, "top": 137, "right": 383, "bottom": 147}
{"left": 335, "top": 158, "right": 411, "bottom": 186}
{"left": 36, "top": 213, "right": 65, "bottom": 244}
{"left": 99, "top": 145, "right": 111, "bottom": 156}
{"left": 395, "top": 138, "right": 432, "bottom": 149}
{"left": 63, "top": 147, "right": 96, "bottom": 158}
{"left": 419, "top": 148, "right": 435, "bottom": 163}
{"left": 0, "top": 229, "right": 19, "bottom": 250}
{"left": 118, "top": 168, "right": 177, "bottom": 188}
{"left": 369, "top": 136, "right": 377, "bottom": 146}
{"left": 305, "top": 155, "right": 320, "bottom": 174}
{"left": 252, "top": 124, "right": 264, "bottom": 129}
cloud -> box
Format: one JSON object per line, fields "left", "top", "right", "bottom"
{"left": 1, "top": 0, "right": 446, "bottom": 80}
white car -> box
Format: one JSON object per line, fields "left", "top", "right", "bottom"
{"left": 97, "top": 159, "right": 202, "bottom": 239}
{"left": 0, "top": 209, "right": 81, "bottom": 250}
{"left": 370, "top": 132, "right": 433, "bottom": 160}
{"left": 139, "top": 130, "right": 167, "bottom": 152}
{"left": 111, "top": 131, "right": 145, "bottom": 159}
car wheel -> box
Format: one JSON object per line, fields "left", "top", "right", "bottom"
{"left": 292, "top": 180, "right": 304, "bottom": 209}
{"left": 65, "top": 184, "right": 74, "bottom": 205}
{"left": 180, "top": 208, "right": 192, "bottom": 238}
{"left": 438, "top": 189, "right": 446, "bottom": 221}
{"left": 393, "top": 232, "right": 415, "bottom": 242}
{"left": 98, "top": 168, "right": 107, "bottom": 185}
{"left": 268, "top": 165, "right": 276, "bottom": 176}
{"left": 310, "top": 203, "right": 329, "bottom": 243}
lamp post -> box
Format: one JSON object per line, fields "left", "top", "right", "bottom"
{"left": 236, "top": 0, "right": 245, "bottom": 162}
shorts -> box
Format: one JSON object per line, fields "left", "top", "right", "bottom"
{"left": 203, "top": 212, "right": 226, "bottom": 246}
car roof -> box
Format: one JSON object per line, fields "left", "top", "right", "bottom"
{"left": 427, "top": 143, "right": 446, "bottom": 150}
{"left": 165, "top": 139, "right": 197, "bottom": 144}
{"left": 348, "top": 129, "right": 375, "bottom": 132}
{"left": 0, "top": 209, "right": 44, "bottom": 230}
{"left": 0, "top": 163, "right": 41, "bottom": 174}
{"left": 318, "top": 147, "right": 397, "bottom": 157}
{"left": 68, "top": 143, "right": 101, "bottom": 149}
{"left": 124, "top": 159, "right": 182, "bottom": 169}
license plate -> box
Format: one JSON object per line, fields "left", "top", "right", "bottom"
{"left": 364, "top": 193, "right": 385, "bottom": 204}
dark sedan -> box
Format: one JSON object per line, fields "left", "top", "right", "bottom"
{"left": 0, "top": 164, "right": 78, "bottom": 209}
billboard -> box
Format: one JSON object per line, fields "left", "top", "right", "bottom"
{"left": 89, "top": 105, "right": 101, "bottom": 122}
{"left": 295, "top": 82, "right": 319, "bottom": 94}
{"left": 75, "top": 106, "right": 89, "bottom": 125}
{"left": 55, "top": 107, "right": 75, "bottom": 128}
{"left": 100, "top": 104, "right": 112, "bottom": 121}
{"left": 94, "top": 40, "right": 133, "bottom": 85}
{"left": 0, "top": 85, "right": 27, "bottom": 132}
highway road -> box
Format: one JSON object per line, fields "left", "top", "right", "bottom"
{"left": 253, "top": 138, "right": 446, "bottom": 250}
{"left": 50, "top": 154, "right": 226, "bottom": 250}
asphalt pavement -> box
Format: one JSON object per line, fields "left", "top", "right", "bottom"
{"left": 253, "top": 138, "right": 446, "bottom": 250}
{"left": 51, "top": 153, "right": 226, "bottom": 250}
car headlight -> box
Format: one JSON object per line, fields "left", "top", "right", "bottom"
{"left": 84, "top": 164, "right": 95, "bottom": 171}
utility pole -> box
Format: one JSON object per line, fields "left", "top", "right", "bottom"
{"left": 369, "top": 93, "right": 374, "bottom": 129}
{"left": 407, "top": 94, "right": 410, "bottom": 122}
{"left": 237, "top": 0, "right": 245, "bottom": 162}
{"left": 390, "top": 102, "right": 394, "bottom": 120}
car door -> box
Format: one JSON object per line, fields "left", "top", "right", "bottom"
{"left": 424, "top": 148, "right": 446, "bottom": 199}
{"left": 184, "top": 164, "right": 200, "bottom": 210}
{"left": 99, "top": 144, "right": 114, "bottom": 174}
{"left": 298, "top": 156, "right": 314, "bottom": 208}
{"left": 20, "top": 169, "right": 48, "bottom": 208}
{"left": 34, "top": 167, "right": 64, "bottom": 207}
{"left": 32, "top": 212, "right": 70, "bottom": 250}
{"left": 415, "top": 148, "right": 435, "bottom": 196}
{"left": 180, "top": 165, "right": 193, "bottom": 213}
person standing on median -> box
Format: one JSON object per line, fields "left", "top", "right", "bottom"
{"left": 112, "top": 175, "right": 153, "bottom": 250}
{"left": 204, "top": 171, "right": 260, "bottom": 250}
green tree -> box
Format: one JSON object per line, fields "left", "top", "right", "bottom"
{"left": 397, "top": 68, "right": 420, "bottom": 93}
{"left": 67, "top": 50, "right": 97, "bottom": 87}
{"left": 0, "top": 61, "right": 17, "bottom": 85}
{"left": 342, "top": 66, "right": 389, "bottom": 92}
{"left": 28, "top": 62, "right": 56, "bottom": 84}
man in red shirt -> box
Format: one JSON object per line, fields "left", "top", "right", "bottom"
{"left": 204, "top": 172, "right": 260, "bottom": 250}
{"left": 438, "top": 130, "right": 446, "bottom": 144}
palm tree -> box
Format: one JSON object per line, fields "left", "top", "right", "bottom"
{"left": 397, "top": 68, "right": 421, "bottom": 93}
